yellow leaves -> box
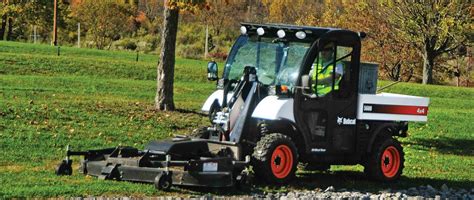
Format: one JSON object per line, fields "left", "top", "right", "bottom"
{"left": 167, "top": 0, "right": 206, "bottom": 13}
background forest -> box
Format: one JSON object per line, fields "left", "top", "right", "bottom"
{"left": 1, "top": 0, "right": 472, "bottom": 86}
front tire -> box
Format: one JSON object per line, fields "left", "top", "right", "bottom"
{"left": 365, "top": 137, "right": 405, "bottom": 181}
{"left": 252, "top": 133, "right": 298, "bottom": 184}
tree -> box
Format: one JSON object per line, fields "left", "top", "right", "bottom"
{"left": 0, "top": 0, "right": 71, "bottom": 43}
{"left": 261, "top": 0, "right": 321, "bottom": 25}
{"left": 72, "top": 0, "right": 133, "bottom": 49}
{"left": 388, "top": 1, "right": 471, "bottom": 84}
{"left": 154, "top": 0, "right": 205, "bottom": 111}
{"left": 341, "top": 1, "right": 419, "bottom": 82}
{"left": 0, "top": 0, "right": 7, "bottom": 40}
{"left": 0, "top": 0, "right": 21, "bottom": 41}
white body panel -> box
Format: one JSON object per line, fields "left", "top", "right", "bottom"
{"left": 201, "top": 90, "right": 233, "bottom": 112}
{"left": 251, "top": 96, "right": 295, "bottom": 122}
{"left": 357, "top": 93, "right": 430, "bottom": 122}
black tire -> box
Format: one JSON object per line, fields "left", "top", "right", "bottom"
{"left": 252, "top": 133, "right": 298, "bottom": 184}
{"left": 365, "top": 137, "right": 405, "bottom": 182}
{"left": 189, "top": 126, "right": 210, "bottom": 139}
{"left": 154, "top": 172, "right": 172, "bottom": 191}
{"left": 55, "top": 160, "right": 72, "bottom": 176}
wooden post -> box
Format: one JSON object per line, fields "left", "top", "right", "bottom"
{"left": 204, "top": 24, "right": 209, "bottom": 59}
{"left": 33, "top": 25, "right": 37, "bottom": 44}
{"left": 77, "top": 23, "right": 80, "bottom": 48}
{"left": 52, "top": 0, "right": 58, "bottom": 46}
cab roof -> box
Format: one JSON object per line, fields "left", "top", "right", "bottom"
{"left": 240, "top": 23, "right": 366, "bottom": 43}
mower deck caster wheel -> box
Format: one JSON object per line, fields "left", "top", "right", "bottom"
{"left": 55, "top": 159, "right": 73, "bottom": 176}
{"left": 235, "top": 170, "right": 250, "bottom": 190}
{"left": 154, "top": 172, "right": 172, "bottom": 191}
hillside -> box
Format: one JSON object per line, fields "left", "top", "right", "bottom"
{"left": 0, "top": 41, "right": 472, "bottom": 198}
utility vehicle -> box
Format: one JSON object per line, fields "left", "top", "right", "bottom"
{"left": 56, "top": 23, "right": 429, "bottom": 190}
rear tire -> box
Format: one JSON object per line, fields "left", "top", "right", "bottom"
{"left": 365, "top": 137, "right": 404, "bottom": 181}
{"left": 252, "top": 133, "right": 298, "bottom": 184}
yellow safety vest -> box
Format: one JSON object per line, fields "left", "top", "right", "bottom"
{"left": 312, "top": 63, "right": 340, "bottom": 95}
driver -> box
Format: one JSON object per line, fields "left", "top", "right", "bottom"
{"left": 311, "top": 44, "right": 343, "bottom": 96}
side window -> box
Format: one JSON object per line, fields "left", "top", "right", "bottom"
{"left": 335, "top": 46, "right": 353, "bottom": 97}
{"left": 310, "top": 44, "right": 352, "bottom": 97}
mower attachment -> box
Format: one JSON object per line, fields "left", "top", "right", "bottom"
{"left": 55, "top": 139, "right": 250, "bottom": 190}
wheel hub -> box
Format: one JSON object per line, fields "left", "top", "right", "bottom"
{"left": 383, "top": 156, "right": 390, "bottom": 166}
{"left": 274, "top": 156, "right": 282, "bottom": 166}
{"left": 271, "top": 145, "right": 294, "bottom": 179}
{"left": 381, "top": 146, "right": 400, "bottom": 178}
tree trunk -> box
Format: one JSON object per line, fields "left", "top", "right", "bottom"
{"left": 422, "top": 48, "right": 435, "bottom": 84}
{"left": 154, "top": 2, "right": 179, "bottom": 111}
{"left": 0, "top": 15, "right": 6, "bottom": 40}
{"left": 0, "top": 0, "right": 6, "bottom": 41}
{"left": 6, "top": 17, "right": 12, "bottom": 41}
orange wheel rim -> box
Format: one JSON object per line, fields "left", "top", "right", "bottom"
{"left": 381, "top": 146, "right": 400, "bottom": 178}
{"left": 271, "top": 145, "right": 294, "bottom": 179}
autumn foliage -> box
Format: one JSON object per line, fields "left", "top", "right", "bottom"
{"left": 0, "top": 0, "right": 471, "bottom": 85}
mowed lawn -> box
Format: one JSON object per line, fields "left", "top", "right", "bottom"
{"left": 0, "top": 41, "right": 472, "bottom": 198}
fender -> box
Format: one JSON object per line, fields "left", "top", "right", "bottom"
{"left": 262, "top": 118, "right": 307, "bottom": 156}
{"left": 251, "top": 96, "right": 312, "bottom": 154}
{"left": 251, "top": 96, "right": 295, "bottom": 122}
{"left": 201, "top": 90, "right": 233, "bottom": 112}
{"left": 366, "top": 122, "right": 403, "bottom": 153}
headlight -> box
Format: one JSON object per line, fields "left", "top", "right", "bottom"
{"left": 240, "top": 26, "right": 247, "bottom": 35}
{"left": 257, "top": 27, "right": 265, "bottom": 36}
{"left": 277, "top": 29, "right": 286, "bottom": 38}
{"left": 296, "top": 31, "right": 306, "bottom": 39}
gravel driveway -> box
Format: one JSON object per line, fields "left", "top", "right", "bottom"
{"left": 71, "top": 184, "right": 473, "bottom": 200}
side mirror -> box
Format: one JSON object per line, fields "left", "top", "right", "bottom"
{"left": 301, "top": 75, "right": 315, "bottom": 97}
{"left": 301, "top": 75, "right": 312, "bottom": 89}
{"left": 207, "top": 61, "right": 218, "bottom": 81}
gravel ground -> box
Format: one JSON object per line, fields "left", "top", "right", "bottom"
{"left": 71, "top": 184, "right": 473, "bottom": 200}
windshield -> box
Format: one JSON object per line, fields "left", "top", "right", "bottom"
{"left": 223, "top": 35, "right": 311, "bottom": 86}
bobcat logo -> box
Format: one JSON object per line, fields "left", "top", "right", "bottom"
{"left": 337, "top": 116, "right": 356, "bottom": 125}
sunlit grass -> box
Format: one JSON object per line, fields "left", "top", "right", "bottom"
{"left": 0, "top": 41, "right": 472, "bottom": 198}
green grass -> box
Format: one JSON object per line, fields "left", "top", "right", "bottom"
{"left": 0, "top": 41, "right": 473, "bottom": 198}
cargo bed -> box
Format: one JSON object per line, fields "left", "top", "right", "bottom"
{"left": 357, "top": 93, "right": 429, "bottom": 122}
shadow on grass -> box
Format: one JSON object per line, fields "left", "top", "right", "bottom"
{"left": 175, "top": 108, "right": 207, "bottom": 117}
{"left": 184, "top": 170, "right": 473, "bottom": 195}
{"left": 404, "top": 137, "right": 474, "bottom": 156}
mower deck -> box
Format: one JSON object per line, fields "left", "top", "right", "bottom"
{"left": 56, "top": 138, "right": 249, "bottom": 189}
